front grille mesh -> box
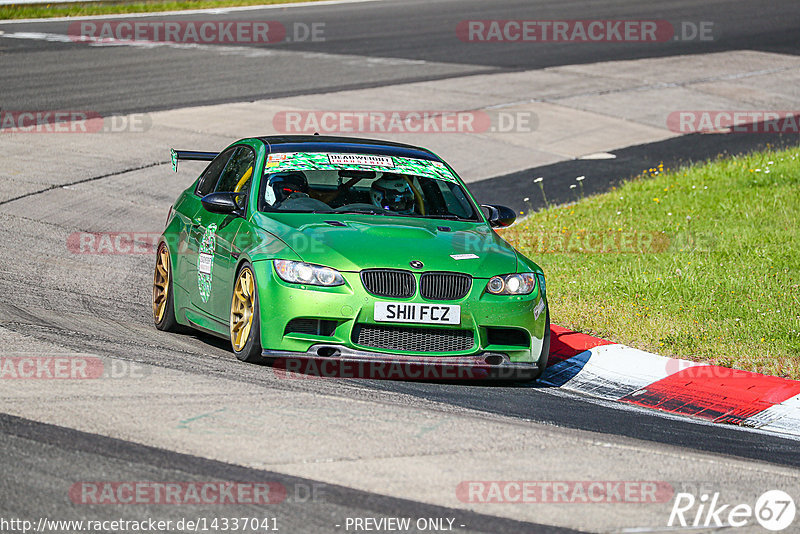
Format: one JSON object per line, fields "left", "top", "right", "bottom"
{"left": 361, "top": 269, "right": 415, "bottom": 298}
{"left": 354, "top": 324, "right": 474, "bottom": 353}
{"left": 420, "top": 272, "right": 472, "bottom": 300}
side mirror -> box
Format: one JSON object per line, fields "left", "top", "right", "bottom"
{"left": 481, "top": 204, "right": 517, "bottom": 228}
{"left": 201, "top": 192, "right": 244, "bottom": 216}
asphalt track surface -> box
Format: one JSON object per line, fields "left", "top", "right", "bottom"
{"left": 2, "top": 0, "right": 800, "bottom": 532}
{"left": 0, "top": 413, "right": 579, "bottom": 534}
{"left": 1, "top": 0, "right": 799, "bottom": 114}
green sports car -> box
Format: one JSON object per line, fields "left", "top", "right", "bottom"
{"left": 153, "top": 135, "right": 549, "bottom": 380}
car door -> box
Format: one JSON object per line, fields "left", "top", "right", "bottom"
{"left": 191, "top": 145, "right": 257, "bottom": 322}
{"left": 181, "top": 148, "right": 235, "bottom": 299}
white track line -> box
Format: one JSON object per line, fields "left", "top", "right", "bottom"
{"left": 0, "top": 30, "right": 431, "bottom": 66}
{"left": 0, "top": 0, "right": 383, "bottom": 23}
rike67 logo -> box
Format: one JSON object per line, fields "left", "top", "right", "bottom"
{"left": 669, "top": 490, "right": 796, "bottom": 531}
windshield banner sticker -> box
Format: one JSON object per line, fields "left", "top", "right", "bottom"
{"left": 265, "top": 152, "right": 458, "bottom": 182}
{"left": 198, "top": 223, "right": 217, "bottom": 303}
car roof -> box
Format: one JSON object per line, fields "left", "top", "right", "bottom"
{"left": 256, "top": 135, "right": 441, "bottom": 161}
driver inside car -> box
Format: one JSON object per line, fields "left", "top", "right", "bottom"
{"left": 370, "top": 174, "right": 416, "bottom": 214}
{"left": 266, "top": 171, "right": 310, "bottom": 207}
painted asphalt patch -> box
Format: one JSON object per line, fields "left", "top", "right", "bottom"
{"left": 543, "top": 325, "right": 800, "bottom": 438}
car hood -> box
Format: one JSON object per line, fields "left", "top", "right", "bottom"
{"left": 251, "top": 212, "right": 519, "bottom": 276}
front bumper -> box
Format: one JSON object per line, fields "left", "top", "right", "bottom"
{"left": 263, "top": 344, "right": 541, "bottom": 381}
{"left": 253, "top": 260, "right": 547, "bottom": 366}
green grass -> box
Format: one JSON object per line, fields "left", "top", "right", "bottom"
{"left": 0, "top": 0, "right": 321, "bottom": 20}
{"left": 502, "top": 146, "right": 800, "bottom": 379}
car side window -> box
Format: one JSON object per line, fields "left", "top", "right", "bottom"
{"left": 214, "top": 147, "right": 256, "bottom": 202}
{"left": 195, "top": 149, "right": 235, "bottom": 197}
{"left": 438, "top": 180, "right": 474, "bottom": 218}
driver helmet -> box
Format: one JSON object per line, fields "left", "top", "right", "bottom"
{"left": 267, "top": 172, "right": 308, "bottom": 204}
{"left": 370, "top": 174, "right": 415, "bottom": 213}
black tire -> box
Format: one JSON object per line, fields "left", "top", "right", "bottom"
{"left": 230, "top": 262, "right": 263, "bottom": 363}
{"left": 153, "top": 242, "right": 181, "bottom": 332}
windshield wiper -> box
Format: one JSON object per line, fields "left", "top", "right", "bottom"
{"left": 334, "top": 209, "right": 388, "bottom": 215}
{"left": 423, "top": 214, "right": 471, "bottom": 220}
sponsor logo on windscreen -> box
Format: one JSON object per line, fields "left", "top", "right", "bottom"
{"left": 668, "top": 490, "right": 796, "bottom": 530}
{"left": 457, "top": 20, "right": 716, "bottom": 42}
{"left": 273, "top": 110, "right": 537, "bottom": 134}
{"left": 457, "top": 481, "right": 674, "bottom": 503}
{"left": 327, "top": 154, "right": 394, "bottom": 167}
{"left": 69, "top": 482, "right": 287, "bottom": 505}
{"left": 0, "top": 111, "right": 151, "bottom": 134}
{"left": 667, "top": 111, "right": 800, "bottom": 134}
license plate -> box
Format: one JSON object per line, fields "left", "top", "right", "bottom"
{"left": 374, "top": 302, "right": 461, "bottom": 325}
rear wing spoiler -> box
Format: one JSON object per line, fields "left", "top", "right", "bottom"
{"left": 170, "top": 148, "right": 218, "bottom": 172}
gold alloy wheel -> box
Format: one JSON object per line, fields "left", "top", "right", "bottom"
{"left": 152, "top": 244, "right": 170, "bottom": 323}
{"left": 230, "top": 267, "right": 255, "bottom": 352}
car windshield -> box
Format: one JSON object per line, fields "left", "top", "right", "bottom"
{"left": 258, "top": 153, "right": 480, "bottom": 221}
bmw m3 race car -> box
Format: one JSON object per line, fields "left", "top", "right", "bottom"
{"left": 153, "top": 136, "right": 550, "bottom": 380}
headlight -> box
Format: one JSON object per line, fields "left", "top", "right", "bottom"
{"left": 487, "top": 273, "right": 537, "bottom": 295}
{"left": 274, "top": 260, "right": 344, "bottom": 287}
